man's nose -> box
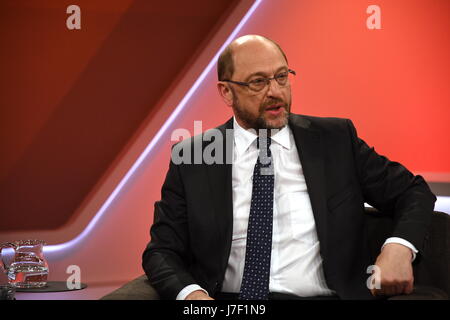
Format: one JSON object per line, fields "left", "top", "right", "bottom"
{"left": 266, "top": 79, "right": 283, "bottom": 98}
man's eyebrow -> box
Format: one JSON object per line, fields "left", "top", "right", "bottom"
{"left": 245, "top": 66, "right": 288, "bottom": 81}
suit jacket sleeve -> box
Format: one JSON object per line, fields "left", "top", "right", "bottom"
{"left": 142, "top": 155, "right": 196, "bottom": 300}
{"left": 346, "top": 119, "right": 437, "bottom": 252}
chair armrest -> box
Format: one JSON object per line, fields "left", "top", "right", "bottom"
{"left": 100, "top": 275, "right": 160, "bottom": 300}
{"left": 387, "top": 285, "right": 448, "bottom": 300}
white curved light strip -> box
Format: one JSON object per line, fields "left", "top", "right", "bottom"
{"left": 365, "top": 196, "right": 450, "bottom": 215}
{"left": 45, "top": 0, "right": 264, "bottom": 253}
{"left": 435, "top": 196, "right": 450, "bottom": 215}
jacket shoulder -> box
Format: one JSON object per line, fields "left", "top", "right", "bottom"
{"left": 172, "top": 118, "right": 232, "bottom": 150}
{"left": 290, "top": 113, "right": 353, "bottom": 134}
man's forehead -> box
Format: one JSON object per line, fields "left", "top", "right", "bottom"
{"left": 232, "top": 43, "right": 287, "bottom": 76}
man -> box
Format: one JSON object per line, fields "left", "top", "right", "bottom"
{"left": 142, "top": 35, "right": 436, "bottom": 300}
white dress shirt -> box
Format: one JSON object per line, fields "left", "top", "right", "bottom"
{"left": 176, "top": 117, "right": 417, "bottom": 299}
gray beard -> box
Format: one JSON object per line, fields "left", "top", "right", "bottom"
{"left": 232, "top": 100, "right": 289, "bottom": 130}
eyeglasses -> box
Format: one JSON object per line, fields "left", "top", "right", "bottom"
{"left": 222, "top": 69, "right": 296, "bottom": 92}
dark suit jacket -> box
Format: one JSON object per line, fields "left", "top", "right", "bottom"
{"left": 142, "top": 114, "right": 436, "bottom": 299}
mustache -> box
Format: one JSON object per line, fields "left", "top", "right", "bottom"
{"left": 260, "top": 99, "right": 288, "bottom": 110}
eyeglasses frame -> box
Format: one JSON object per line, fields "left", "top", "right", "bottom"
{"left": 221, "top": 69, "right": 296, "bottom": 92}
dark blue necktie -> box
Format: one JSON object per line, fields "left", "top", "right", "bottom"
{"left": 239, "top": 135, "right": 274, "bottom": 300}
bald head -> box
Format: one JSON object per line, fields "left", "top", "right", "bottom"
{"left": 217, "top": 35, "right": 288, "bottom": 81}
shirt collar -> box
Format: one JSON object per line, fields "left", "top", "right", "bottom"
{"left": 233, "top": 117, "right": 291, "bottom": 156}
{"left": 270, "top": 123, "right": 291, "bottom": 150}
{"left": 233, "top": 117, "right": 257, "bottom": 156}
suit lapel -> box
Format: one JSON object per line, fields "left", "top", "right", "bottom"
{"left": 205, "top": 118, "right": 234, "bottom": 271}
{"left": 289, "top": 115, "right": 328, "bottom": 256}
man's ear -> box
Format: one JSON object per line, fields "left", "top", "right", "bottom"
{"left": 217, "top": 82, "right": 233, "bottom": 107}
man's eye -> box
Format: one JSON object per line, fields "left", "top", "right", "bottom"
{"left": 251, "top": 78, "right": 266, "bottom": 84}
{"left": 276, "top": 73, "right": 288, "bottom": 79}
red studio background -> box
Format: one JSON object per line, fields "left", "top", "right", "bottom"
{"left": 0, "top": 0, "right": 449, "bottom": 298}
